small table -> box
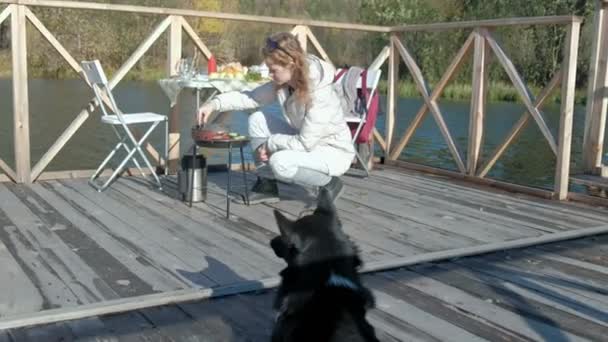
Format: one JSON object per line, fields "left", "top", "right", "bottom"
{"left": 159, "top": 76, "right": 262, "bottom": 217}
{"left": 188, "top": 138, "right": 250, "bottom": 218}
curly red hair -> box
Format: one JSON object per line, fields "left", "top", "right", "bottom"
{"left": 262, "top": 32, "right": 310, "bottom": 107}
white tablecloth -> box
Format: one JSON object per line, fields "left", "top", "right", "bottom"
{"left": 158, "top": 76, "right": 265, "bottom": 106}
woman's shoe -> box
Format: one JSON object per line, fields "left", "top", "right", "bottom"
{"left": 237, "top": 177, "right": 280, "bottom": 204}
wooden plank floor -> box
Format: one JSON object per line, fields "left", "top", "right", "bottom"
{"left": 0, "top": 165, "right": 607, "bottom": 320}
{"left": 3, "top": 234, "right": 608, "bottom": 341}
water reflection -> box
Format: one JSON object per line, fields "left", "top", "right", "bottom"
{"left": 374, "top": 96, "right": 592, "bottom": 189}
{"left": 0, "top": 78, "right": 600, "bottom": 190}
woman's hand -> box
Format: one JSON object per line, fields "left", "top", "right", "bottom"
{"left": 197, "top": 103, "right": 215, "bottom": 125}
{"left": 256, "top": 143, "right": 269, "bottom": 162}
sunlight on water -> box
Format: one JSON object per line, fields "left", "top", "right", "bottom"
{"left": 0, "top": 79, "right": 601, "bottom": 191}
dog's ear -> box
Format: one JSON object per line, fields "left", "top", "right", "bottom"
{"left": 315, "top": 188, "right": 336, "bottom": 215}
{"left": 270, "top": 236, "right": 290, "bottom": 259}
{"left": 274, "top": 210, "right": 295, "bottom": 237}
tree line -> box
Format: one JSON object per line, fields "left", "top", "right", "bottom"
{"left": 0, "top": 0, "right": 597, "bottom": 90}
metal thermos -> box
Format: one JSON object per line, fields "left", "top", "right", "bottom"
{"left": 178, "top": 155, "right": 207, "bottom": 202}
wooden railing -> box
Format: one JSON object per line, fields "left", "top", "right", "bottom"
{"left": 0, "top": 0, "right": 583, "bottom": 200}
{"left": 583, "top": 0, "right": 608, "bottom": 176}
{"left": 387, "top": 19, "right": 580, "bottom": 201}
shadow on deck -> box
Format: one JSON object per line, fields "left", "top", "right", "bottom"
{"left": 1, "top": 164, "right": 608, "bottom": 338}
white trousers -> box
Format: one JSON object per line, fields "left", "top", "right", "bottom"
{"left": 248, "top": 110, "right": 352, "bottom": 187}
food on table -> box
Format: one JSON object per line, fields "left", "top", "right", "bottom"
{"left": 192, "top": 127, "right": 224, "bottom": 140}
{"left": 244, "top": 72, "right": 262, "bottom": 82}
{"left": 208, "top": 62, "right": 268, "bottom": 82}
{"left": 214, "top": 133, "right": 230, "bottom": 140}
{"left": 192, "top": 127, "right": 247, "bottom": 141}
{"left": 211, "top": 132, "right": 246, "bottom": 140}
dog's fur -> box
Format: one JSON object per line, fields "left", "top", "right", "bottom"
{"left": 270, "top": 189, "right": 379, "bottom": 342}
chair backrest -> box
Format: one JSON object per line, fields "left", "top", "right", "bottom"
{"left": 334, "top": 68, "right": 381, "bottom": 111}
{"left": 360, "top": 69, "right": 381, "bottom": 109}
{"left": 334, "top": 67, "right": 382, "bottom": 144}
{"left": 81, "top": 60, "right": 120, "bottom": 117}
{"left": 81, "top": 60, "right": 108, "bottom": 85}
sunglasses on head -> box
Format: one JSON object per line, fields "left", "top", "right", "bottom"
{"left": 266, "top": 37, "right": 295, "bottom": 60}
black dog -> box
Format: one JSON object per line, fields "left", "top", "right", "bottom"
{"left": 270, "top": 188, "right": 379, "bottom": 342}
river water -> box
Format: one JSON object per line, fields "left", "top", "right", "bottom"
{"left": 0, "top": 78, "right": 600, "bottom": 190}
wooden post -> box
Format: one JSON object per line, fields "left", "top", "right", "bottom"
{"left": 167, "top": 15, "right": 182, "bottom": 174}
{"left": 385, "top": 34, "right": 399, "bottom": 159}
{"left": 11, "top": 4, "right": 30, "bottom": 183}
{"left": 583, "top": 0, "right": 608, "bottom": 174}
{"left": 292, "top": 25, "right": 307, "bottom": 52}
{"left": 369, "top": 45, "right": 390, "bottom": 154}
{"left": 305, "top": 26, "right": 333, "bottom": 65}
{"left": 467, "top": 29, "right": 487, "bottom": 175}
{"left": 555, "top": 22, "right": 581, "bottom": 200}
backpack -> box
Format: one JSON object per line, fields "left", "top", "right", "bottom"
{"left": 333, "top": 67, "right": 380, "bottom": 144}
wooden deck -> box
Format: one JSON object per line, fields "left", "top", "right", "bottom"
{"left": 2, "top": 234, "right": 608, "bottom": 341}
{"left": 1, "top": 165, "right": 608, "bottom": 338}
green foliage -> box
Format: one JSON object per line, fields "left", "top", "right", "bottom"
{"left": 361, "top": 0, "right": 594, "bottom": 88}
{"left": 378, "top": 80, "right": 586, "bottom": 104}
{"left": 0, "top": 0, "right": 596, "bottom": 97}
{"left": 0, "top": 51, "right": 9, "bottom": 77}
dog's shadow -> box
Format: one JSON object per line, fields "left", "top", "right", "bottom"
{"left": 175, "top": 256, "right": 275, "bottom": 340}
{"left": 177, "top": 256, "right": 256, "bottom": 288}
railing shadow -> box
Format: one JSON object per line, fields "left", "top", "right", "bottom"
{"left": 467, "top": 260, "right": 608, "bottom": 319}
{"left": 411, "top": 246, "right": 608, "bottom": 341}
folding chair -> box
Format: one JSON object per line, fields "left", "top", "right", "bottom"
{"left": 81, "top": 60, "right": 168, "bottom": 192}
{"left": 335, "top": 68, "right": 381, "bottom": 177}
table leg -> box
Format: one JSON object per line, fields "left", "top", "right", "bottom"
{"left": 186, "top": 88, "right": 202, "bottom": 209}
{"left": 240, "top": 146, "right": 249, "bottom": 206}
{"left": 226, "top": 143, "right": 232, "bottom": 219}
{"left": 196, "top": 88, "right": 200, "bottom": 110}
{"left": 189, "top": 143, "right": 196, "bottom": 208}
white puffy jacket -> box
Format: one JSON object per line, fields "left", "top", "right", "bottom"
{"left": 211, "top": 55, "right": 355, "bottom": 157}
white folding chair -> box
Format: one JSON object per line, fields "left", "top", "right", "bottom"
{"left": 81, "top": 60, "right": 168, "bottom": 192}
{"left": 335, "top": 68, "right": 381, "bottom": 177}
